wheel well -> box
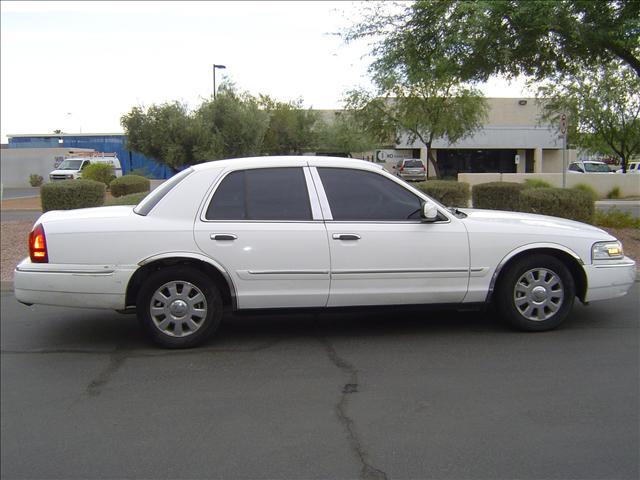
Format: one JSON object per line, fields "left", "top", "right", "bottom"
{"left": 125, "top": 258, "right": 233, "bottom": 309}
{"left": 492, "top": 248, "right": 588, "bottom": 303}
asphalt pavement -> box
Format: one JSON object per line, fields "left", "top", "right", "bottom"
{"left": 1, "top": 284, "right": 638, "bottom": 479}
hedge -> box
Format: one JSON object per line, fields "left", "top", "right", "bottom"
{"left": 41, "top": 180, "right": 105, "bottom": 212}
{"left": 519, "top": 187, "right": 594, "bottom": 223}
{"left": 81, "top": 163, "right": 115, "bottom": 186}
{"left": 109, "top": 175, "right": 150, "bottom": 197}
{"left": 472, "top": 182, "right": 527, "bottom": 211}
{"left": 105, "top": 191, "right": 149, "bottom": 206}
{"left": 414, "top": 180, "right": 470, "bottom": 206}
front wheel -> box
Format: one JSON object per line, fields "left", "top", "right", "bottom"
{"left": 495, "top": 254, "right": 575, "bottom": 331}
{"left": 137, "top": 266, "right": 222, "bottom": 348}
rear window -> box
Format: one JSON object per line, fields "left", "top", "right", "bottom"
{"left": 404, "top": 160, "right": 423, "bottom": 168}
{"left": 134, "top": 168, "right": 193, "bottom": 216}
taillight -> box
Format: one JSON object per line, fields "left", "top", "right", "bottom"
{"left": 399, "top": 166, "right": 405, "bottom": 172}
{"left": 29, "top": 224, "right": 49, "bottom": 263}
{"left": 421, "top": 165, "right": 426, "bottom": 171}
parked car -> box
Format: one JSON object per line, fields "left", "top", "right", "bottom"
{"left": 615, "top": 161, "right": 640, "bottom": 174}
{"left": 15, "top": 156, "right": 636, "bottom": 348}
{"left": 567, "top": 160, "right": 613, "bottom": 173}
{"left": 49, "top": 153, "right": 122, "bottom": 181}
{"left": 393, "top": 158, "right": 427, "bottom": 181}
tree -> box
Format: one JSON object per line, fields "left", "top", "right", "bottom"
{"left": 121, "top": 102, "right": 206, "bottom": 173}
{"left": 537, "top": 62, "right": 640, "bottom": 171}
{"left": 314, "top": 112, "right": 378, "bottom": 155}
{"left": 196, "top": 83, "right": 269, "bottom": 160}
{"left": 121, "top": 83, "right": 269, "bottom": 171}
{"left": 259, "top": 96, "right": 319, "bottom": 155}
{"left": 347, "top": 0, "right": 640, "bottom": 83}
{"left": 345, "top": 78, "right": 488, "bottom": 178}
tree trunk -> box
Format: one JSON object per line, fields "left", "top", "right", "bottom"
{"left": 426, "top": 143, "right": 439, "bottom": 179}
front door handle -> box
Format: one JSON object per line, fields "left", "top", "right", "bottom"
{"left": 210, "top": 234, "right": 238, "bottom": 241}
{"left": 332, "top": 233, "right": 361, "bottom": 241}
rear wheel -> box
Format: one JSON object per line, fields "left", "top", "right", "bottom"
{"left": 495, "top": 254, "right": 575, "bottom": 331}
{"left": 137, "top": 266, "right": 222, "bottom": 348}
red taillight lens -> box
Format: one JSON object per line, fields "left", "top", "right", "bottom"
{"left": 29, "top": 224, "right": 49, "bottom": 263}
{"left": 399, "top": 166, "right": 404, "bottom": 172}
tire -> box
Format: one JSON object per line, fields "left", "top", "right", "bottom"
{"left": 136, "top": 266, "right": 223, "bottom": 348}
{"left": 495, "top": 254, "right": 575, "bottom": 331}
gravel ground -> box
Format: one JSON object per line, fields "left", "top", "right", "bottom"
{"left": 1, "top": 215, "right": 637, "bottom": 282}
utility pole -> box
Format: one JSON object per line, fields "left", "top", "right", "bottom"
{"left": 213, "top": 64, "right": 226, "bottom": 99}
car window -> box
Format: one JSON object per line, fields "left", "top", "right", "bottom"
{"left": 569, "top": 163, "right": 583, "bottom": 172}
{"left": 404, "top": 160, "right": 423, "bottom": 168}
{"left": 206, "top": 167, "right": 312, "bottom": 221}
{"left": 318, "top": 167, "right": 422, "bottom": 221}
{"left": 134, "top": 168, "right": 193, "bottom": 216}
{"left": 584, "top": 163, "right": 610, "bottom": 172}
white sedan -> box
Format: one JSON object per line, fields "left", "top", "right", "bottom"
{"left": 15, "top": 157, "right": 636, "bottom": 348}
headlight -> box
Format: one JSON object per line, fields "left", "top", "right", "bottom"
{"left": 66, "top": 174, "right": 74, "bottom": 179}
{"left": 592, "top": 241, "right": 624, "bottom": 260}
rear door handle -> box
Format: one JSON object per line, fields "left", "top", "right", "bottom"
{"left": 332, "top": 233, "right": 361, "bottom": 241}
{"left": 210, "top": 234, "right": 237, "bottom": 241}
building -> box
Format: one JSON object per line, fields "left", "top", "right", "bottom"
{"left": 6, "top": 133, "right": 173, "bottom": 179}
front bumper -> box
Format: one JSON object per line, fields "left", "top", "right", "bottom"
{"left": 583, "top": 257, "right": 637, "bottom": 302}
{"left": 14, "top": 258, "right": 135, "bottom": 310}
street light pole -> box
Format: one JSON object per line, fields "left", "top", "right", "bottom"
{"left": 213, "top": 64, "right": 226, "bottom": 99}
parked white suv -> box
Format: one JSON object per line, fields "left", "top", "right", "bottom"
{"left": 15, "top": 156, "right": 636, "bottom": 348}
{"left": 49, "top": 153, "right": 123, "bottom": 181}
{"left": 616, "top": 161, "right": 639, "bottom": 174}
{"left": 567, "top": 160, "right": 613, "bottom": 173}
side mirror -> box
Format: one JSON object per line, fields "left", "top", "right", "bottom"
{"left": 421, "top": 201, "right": 439, "bottom": 222}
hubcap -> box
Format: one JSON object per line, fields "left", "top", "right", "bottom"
{"left": 513, "top": 268, "right": 564, "bottom": 321}
{"left": 149, "top": 281, "right": 208, "bottom": 337}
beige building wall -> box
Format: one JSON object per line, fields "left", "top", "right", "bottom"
{"left": 0, "top": 148, "right": 93, "bottom": 187}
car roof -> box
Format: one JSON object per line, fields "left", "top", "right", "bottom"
{"left": 189, "top": 156, "right": 384, "bottom": 172}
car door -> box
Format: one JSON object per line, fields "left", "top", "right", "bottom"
{"left": 310, "top": 165, "right": 470, "bottom": 307}
{"left": 194, "top": 166, "right": 330, "bottom": 309}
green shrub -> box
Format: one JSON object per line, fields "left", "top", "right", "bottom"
{"left": 572, "top": 183, "right": 600, "bottom": 202}
{"left": 129, "top": 167, "right": 150, "bottom": 178}
{"left": 105, "top": 191, "right": 149, "bottom": 206}
{"left": 594, "top": 208, "right": 640, "bottom": 229}
{"left": 29, "top": 174, "right": 43, "bottom": 187}
{"left": 606, "top": 186, "right": 621, "bottom": 199}
{"left": 471, "top": 182, "right": 527, "bottom": 211}
{"left": 523, "top": 178, "right": 553, "bottom": 189}
{"left": 41, "top": 180, "right": 105, "bottom": 212}
{"left": 414, "top": 180, "right": 470, "bottom": 206}
{"left": 519, "top": 187, "right": 594, "bottom": 223}
{"left": 109, "top": 175, "right": 150, "bottom": 197}
{"left": 81, "top": 163, "right": 115, "bottom": 186}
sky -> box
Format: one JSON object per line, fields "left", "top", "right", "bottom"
{"left": 1, "top": 1, "right": 528, "bottom": 143}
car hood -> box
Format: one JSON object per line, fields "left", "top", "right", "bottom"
{"left": 49, "top": 169, "right": 77, "bottom": 175}
{"left": 459, "top": 208, "right": 612, "bottom": 238}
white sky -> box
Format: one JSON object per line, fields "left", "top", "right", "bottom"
{"left": 1, "top": 0, "right": 528, "bottom": 143}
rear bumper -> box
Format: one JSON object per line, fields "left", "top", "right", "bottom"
{"left": 583, "top": 257, "right": 637, "bottom": 302}
{"left": 14, "top": 258, "right": 136, "bottom": 310}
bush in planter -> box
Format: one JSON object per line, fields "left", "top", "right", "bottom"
{"left": 572, "top": 183, "right": 599, "bottom": 202}
{"left": 414, "top": 180, "right": 470, "bottom": 206}
{"left": 29, "top": 174, "right": 43, "bottom": 187}
{"left": 81, "top": 163, "right": 115, "bottom": 187}
{"left": 110, "top": 175, "right": 150, "bottom": 197}
{"left": 523, "top": 178, "right": 553, "bottom": 189}
{"left": 471, "top": 182, "right": 526, "bottom": 211}
{"left": 41, "top": 180, "right": 105, "bottom": 212}
{"left": 519, "top": 187, "right": 594, "bottom": 223}
{"left": 105, "top": 191, "right": 149, "bottom": 206}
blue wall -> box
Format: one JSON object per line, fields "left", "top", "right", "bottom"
{"left": 8, "top": 135, "right": 174, "bottom": 179}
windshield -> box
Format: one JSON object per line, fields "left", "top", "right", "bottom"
{"left": 584, "top": 163, "right": 610, "bottom": 172}
{"left": 57, "top": 159, "right": 84, "bottom": 170}
{"left": 134, "top": 168, "right": 193, "bottom": 216}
